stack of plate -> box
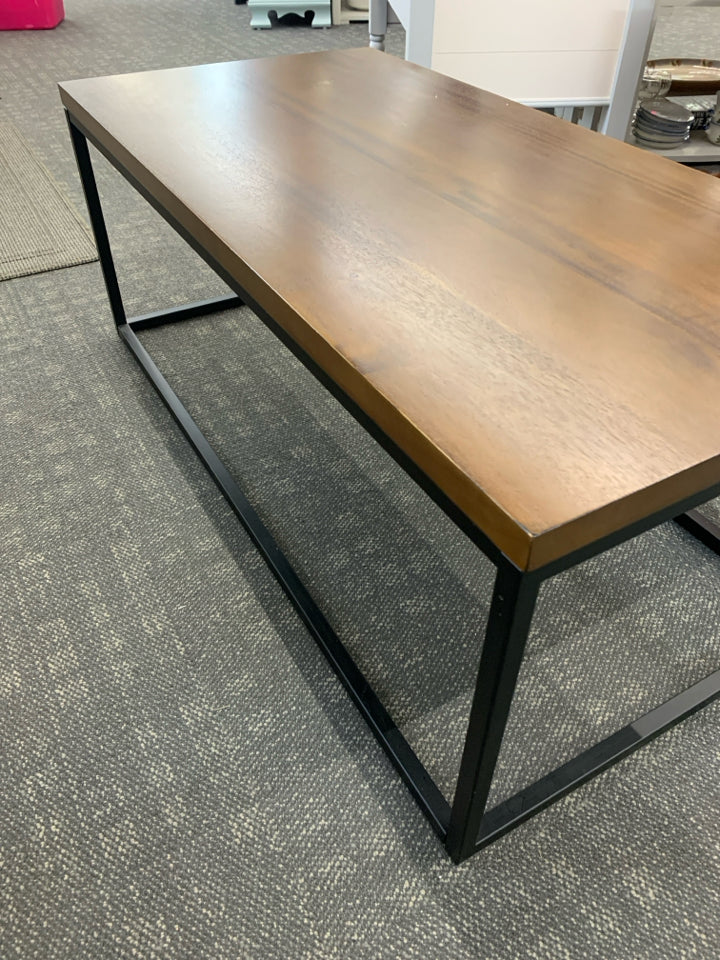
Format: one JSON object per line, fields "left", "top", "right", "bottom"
{"left": 668, "top": 95, "right": 716, "bottom": 130}
{"left": 632, "top": 97, "right": 694, "bottom": 149}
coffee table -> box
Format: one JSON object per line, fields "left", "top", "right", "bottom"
{"left": 59, "top": 48, "right": 720, "bottom": 863}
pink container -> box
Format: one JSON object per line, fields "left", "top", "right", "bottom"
{"left": 0, "top": 0, "right": 65, "bottom": 29}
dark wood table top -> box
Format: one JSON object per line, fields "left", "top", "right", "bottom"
{"left": 59, "top": 48, "right": 720, "bottom": 571}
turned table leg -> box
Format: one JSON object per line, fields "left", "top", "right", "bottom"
{"left": 369, "top": 0, "right": 387, "bottom": 50}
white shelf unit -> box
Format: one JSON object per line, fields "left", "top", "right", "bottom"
{"left": 369, "top": 0, "right": 657, "bottom": 140}
{"left": 332, "top": 0, "right": 368, "bottom": 24}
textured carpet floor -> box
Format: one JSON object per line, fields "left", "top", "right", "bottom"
{"left": 1, "top": 2, "right": 720, "bottom": 959}
{"left": 0, "top": 119, "right": 96, "bottom": 281}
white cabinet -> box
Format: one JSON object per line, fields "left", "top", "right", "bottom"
{"left": 370, "top": 0, "right": 657, "bottom": 140}
{"left": 332, "top": 0, "right": 368, "bottom": 25}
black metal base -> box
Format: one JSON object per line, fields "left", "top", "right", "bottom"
{"left": 675, "top": 508, "right": 720, "bottom": 559}
{"left": 130, "top": 294, "right": 243, "bottom": 332}
{"left": 65, "top": 110, "right": 720, "bottom": 864}
{"left": 120, "top": 318, "right": 451, "bottom": 838}
{"left": 476, "top": 666, "right": 720, "bottom": 851}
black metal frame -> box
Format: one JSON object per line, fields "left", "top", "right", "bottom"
{"left": 67, "top": 111, "right": 720, "bottom": 864}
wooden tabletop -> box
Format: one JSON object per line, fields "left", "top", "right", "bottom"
{"left": 59, "top": 48, "right": 720, "bottom": 571}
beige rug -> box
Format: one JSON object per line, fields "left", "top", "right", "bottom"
{"left": 0, "top": 119, "right": 97, "bottom": 282}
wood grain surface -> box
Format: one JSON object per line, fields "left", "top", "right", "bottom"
{"left": 59, "top": 48, "right": 720, "bottom": 571}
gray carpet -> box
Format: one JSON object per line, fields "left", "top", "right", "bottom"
{"left": 1, "top": 2, "right": 720, "bottom": 958}
{"left": 0, "top": 119, "right": 96, "bottom": 281}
